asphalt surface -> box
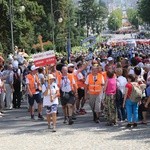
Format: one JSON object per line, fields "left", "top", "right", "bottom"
{"left": 0, "top": 102, "right": 150, "bottom": 150}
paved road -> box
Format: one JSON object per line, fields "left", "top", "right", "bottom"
{"left": 0, "top": 102, "right": 150, "bottom": 150}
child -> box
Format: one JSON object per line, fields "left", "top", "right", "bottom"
{"left": 42, "top": 74, "right": 60, "bottom": 132}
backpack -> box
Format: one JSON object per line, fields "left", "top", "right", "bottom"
{"left": 129, "top": 83, "right": 142, "bottom": 102}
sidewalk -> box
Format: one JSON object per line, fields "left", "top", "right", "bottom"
{"left": 0, "top": 102, "right": 150, "bottom": 150}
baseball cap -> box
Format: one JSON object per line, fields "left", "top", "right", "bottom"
{"left": 67, "top": 63, "right": 74, "bottom": 68}
{"left": 107, "top": 57, "right": 113, "bottom": 61}
{"left": 31, "top": 65, "right": 38, "bottom": 71}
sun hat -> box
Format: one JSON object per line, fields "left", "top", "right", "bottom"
{"left": 48, "top": 74, "right": 55, "bottom": 80}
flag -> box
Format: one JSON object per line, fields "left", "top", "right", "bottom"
{"left": 66, "top": 38, "right": 71, "bottom": 63}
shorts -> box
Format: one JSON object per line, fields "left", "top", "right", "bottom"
{"left": 89, "top": 94, "right": 102, "bottom": 113}
{"left": 60, "top": 91, "right": 75, "bottom": 106}
{"left": 46, "top": 104, "right": 58, "bottom": 114}
{"left": 28, "top": 93, "right": 42, "bottom": 107}
{"left": 78, "top": 88, "right": 85, "bottom": 100}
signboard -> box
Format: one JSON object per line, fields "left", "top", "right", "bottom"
{"left": 81, "top": 36, "right": 96, "bottom": 48}
{"left": 32, "top": 50, "right": 56, "bottom": 67}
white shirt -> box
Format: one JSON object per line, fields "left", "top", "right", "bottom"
{"left": 74, "top": 70, "right": 84, "bottom": 80}
{"left": 42, "top": 82, "right": 59, "bottom": 106}
{"left": 147, "top": 71, "right": 150, "bottom": 85}
{"left": 60, "top": 76, "right": 75, "bottom": 92}
{"left": 117, "top": 76, "right": 127, "bottom": 95}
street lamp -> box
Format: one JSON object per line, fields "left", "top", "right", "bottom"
{"left": 51, "top": 0, "right": 64, "bottom": 51}
{"left": 9, "top": 0, "right": 14, "bottom": 53}
{"left": 9, "top": 0, "right": 25, "bottom": 54}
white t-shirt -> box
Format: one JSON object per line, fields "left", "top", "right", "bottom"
{"left": 74, "top": 70, "right": 84, "bottom": 80}
{"left": 42, "top": 82, "right": 59, "bottom": 106}
{"left": 60, "top": 76, "right": 75, "bottom": 92}
{"left": 117, "top": 76, "right": 127, "bottom": 95}
{"left": 38, "top": 73, "right": 44, "bottom": 80}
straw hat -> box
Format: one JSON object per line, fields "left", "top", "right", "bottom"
{"left": 48, "top": 74, "right": 55, "bottom": 80}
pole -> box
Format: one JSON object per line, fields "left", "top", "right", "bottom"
{"left": 67, "top": 9, "right": 71, "bottom": 63}
{"left": 50, "top": 0, "right": 55, "bottom": 51}
{"left": 9, "top": 0, "right": 14, "bottom": 53}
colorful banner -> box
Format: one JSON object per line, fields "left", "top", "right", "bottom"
{"left": 32, "top": 50, "right": 56, "bottom": 67}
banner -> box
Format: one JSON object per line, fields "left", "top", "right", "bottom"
{"left": 81, "top": 36, "right": 96, "bottom": 48}
{"left": 32, "top": 50, "right": 56, "bottom": 67}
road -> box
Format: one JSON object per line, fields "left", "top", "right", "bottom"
{"left": 0, "top": 102, "right": 150, "bottom": 150}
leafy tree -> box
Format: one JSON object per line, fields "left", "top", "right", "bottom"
{"left": 138, "top": 0, "right": 150, "bottom": 24}
{"left": 127, "top": 8, "right": 139, "bottom": 29}
{"left": 0, "top": 0, "right": 45, "bottom": 54}
{"left": 78, "top": 0, "right": 108, "bottom": 37}
{"left": 108, "top": 9, "right": 122, "bottom": 31}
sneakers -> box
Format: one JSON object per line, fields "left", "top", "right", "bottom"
{"left": 68, "top": 117, "right": 74, "bottom": 125}
{"left": 63, "top": 117, "right": 68, "bottom": 124}
{"left": 126, "top": 123, "right": 138, "bottom": 128}
{"left": 133, "top": 123, "right": 137, "bottom": 127}
{"left": 38, "top": 114, "right": 44, "bottom": 120}
{"left": 52, "top": 126, "right": 56, "bottom": 132}
{"left": 80, "top": 108, "right": 87, "bottom": 114}
{"left": 48, "top": 123, "right": 53, "bottom": 129}
{"left": 72, "top": 115, "right": 77, "bottom": 120}
{"left": 126, "top": 123, "right": 132, "bottom": 128}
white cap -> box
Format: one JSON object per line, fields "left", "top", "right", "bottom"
{"left": 13, "top": 60, "right": 19, "bottom": 69}
{"left": 67, "top": 63, "right": 74, "bottom": 68}
{"left": 31, "top": 65, "right": 38, "bottom": 71}
{"left": 107, "top": 57, "right": 113, "bottom": 61}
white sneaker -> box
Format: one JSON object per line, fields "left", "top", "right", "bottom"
{"left": 52, "top": 126, "right": 56, "bottom": 132}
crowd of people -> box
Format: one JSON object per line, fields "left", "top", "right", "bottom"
{"left": 0, "top": 45, "right": 150, "bottom": 132}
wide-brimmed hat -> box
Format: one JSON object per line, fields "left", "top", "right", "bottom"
{"left": 48, "top": 74, "right": 55, "bottom": 80}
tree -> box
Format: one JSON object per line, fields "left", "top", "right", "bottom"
{"left": 127, "top": 8, "right": 139, "bottom": 29}
{"left": 138, "top": 0, "right": 150, "bottom": 24}
{"left": 108, "top": 9, "right": 122, "bottom": 31}
{"left": 0, "top": 0, "right": 45, "bottom": 54}
{"left": 78, "top": 0, "right": 108, "bottom": 37}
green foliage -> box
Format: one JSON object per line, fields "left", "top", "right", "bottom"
{"left": 1, "top": 0, "right": 106, "bottom": 56}
{"left": 138, "top": 0, "right": 150, "bottom": 24}
{"left": 127, "top": 8, "right": 139, "bottom": 29}
{"left": 108, "top": 9, "right": 122, "bottom": 31}
{"left": 78, "top": 0, "right": 108, "bottom": 36}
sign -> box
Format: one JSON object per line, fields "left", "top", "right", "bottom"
{"left": 81, "top": 36, "right": 96, "bottom": 48}
{"left": 32, "top": 50, "right": 56, "bottom": 67}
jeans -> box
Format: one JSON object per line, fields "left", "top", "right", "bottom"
{"left": 125, "top": 99, "right": 138, "bottom": 123}
{"left": 117, "top": 106, "right": 126, "bottom": 121}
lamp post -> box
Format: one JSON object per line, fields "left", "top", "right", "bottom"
{"left": 9, "top": 0, "right": 14, "bottom": 53}
{"left": 51, "top": 0, "right": 63, "bottom": 51}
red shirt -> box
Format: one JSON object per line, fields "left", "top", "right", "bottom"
{"left": 125, "top": 83, "right": 132, "bottom": 99}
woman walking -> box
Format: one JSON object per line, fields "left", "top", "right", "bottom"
{"left": 104, "top": 70, "right": 117, "bottom": 126}
{"left": 123, "top": 74, "right": 139, "bottom": 128}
